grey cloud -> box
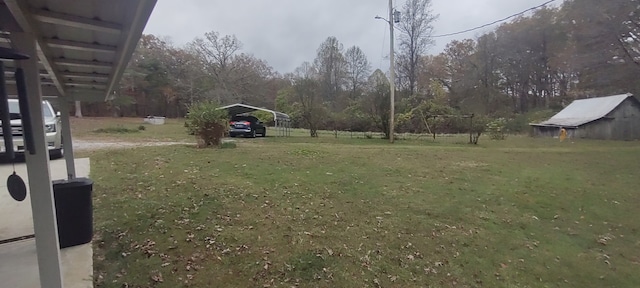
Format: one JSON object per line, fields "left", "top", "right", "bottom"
{"left": 144, "top": 0, "right": 563, "bottom": 74}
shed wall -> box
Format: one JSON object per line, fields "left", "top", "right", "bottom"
{"left": 574, "top": 119, "right": 613, "bottom": 139}
{"left": 576, "top": 98, "right": 640, "bottom": 140}
{"left": 532, "top": 97, "right": 640, "bottom": 140}
{"left": 532, "top": 126, "right": 577, "bottom": 138}
{"left": 532, "top": 126, "right": 559, "bottom": 138}
{"left": 609, "top": 98, "right": 640, "bottom": 140}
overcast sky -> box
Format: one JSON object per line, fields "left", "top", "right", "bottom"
{"left": 144, "top": 0, "right": 562, "bottom": 74}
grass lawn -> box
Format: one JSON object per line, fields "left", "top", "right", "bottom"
{"left": 70, "top": 117, "right": 191, "bottom": 142}
{"left": 86, "top": 122, "right": 640, "bottom": 287}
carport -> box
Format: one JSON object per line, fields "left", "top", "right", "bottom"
{"left": 219, "top": 103, "right": 292, "bottom": 136}
{"left": 0, "top": 0, "right": 156, "bottom": 287}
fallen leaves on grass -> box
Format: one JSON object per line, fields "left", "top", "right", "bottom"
{"left": 150, "top": 271, "right": 163, "bottom": 283}
{"left": 597, "top": 233, "right": 615, "bottom": 246}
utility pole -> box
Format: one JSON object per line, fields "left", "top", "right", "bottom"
{"left": 375, "top": 1, "right": 398, "bottom": 143}
{"left": 388, "top": 0, "right": 396, "bottom": 143}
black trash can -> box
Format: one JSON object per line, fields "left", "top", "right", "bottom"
{"left": 52, "top": 177, "right": 94, "bottom": 249}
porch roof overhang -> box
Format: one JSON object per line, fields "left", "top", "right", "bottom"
{"left": 1, "top": 0, "right": 156, "bottom": 102}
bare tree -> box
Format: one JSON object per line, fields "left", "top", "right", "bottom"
{"left": 313, "top": 36, "right": 346, "bottom": 106}
{"left": 363, "top": 69, "right": 391, "bottom": 138}
{"left": 291, "top": 62, "right": 324, "bottom": 137}
{"left": 397, "top": 0, "right": 438, "bottom": 95}
{"left": 187, "top": 31, "right": 275, "bottom": 105}
{"left": 189, "top": 32, "right": 242, "bottom": 103}
{"left": 344, "top": 46, "right": 371, "bottom": 100}
{"left": 293, "top": 61, "right": 317, "bottom": 80}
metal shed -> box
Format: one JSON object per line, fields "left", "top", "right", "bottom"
{"left": 219, "top": 103, "right": 292, "bottom": 137}
{"left": 530, "top": 93, "right": 640, "bottom": 140}
{"left": 1, "top": 0, "right": 156, "bottom": 287}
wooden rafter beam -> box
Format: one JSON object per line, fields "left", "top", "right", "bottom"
{"left": 54, "top": 58, "right": 113, "bottom": 69}
{"left": 10, "top": 79, "right": 109, "bottom": 89}
{"left": 65, "top": 82, "right": 107, "bottom": 89}
{"left": 4, "top": 82, "right": 60, "bottom": 96}
{"left": 62, "top": 71, "right": 110, "bottom": 81}
{"left": 3, "top": 69, "right": 50, "bottom": 77}
{"left": 32, "top": 9, "right": 122, "bottom": 34}
{"left": 6, "top": 79, "right": 54, "bottom": 85}
{"left": 4, "top": 0, "right": 66, "bottom": 97}
{"left": 47, "top": 38, "right": 117, "bottom": 53}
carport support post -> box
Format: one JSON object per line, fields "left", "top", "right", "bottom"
{"left": 12, "top": 32, "right": 64, "bottom": 288}
{"left": 59, "top": 101, "right": 76, "bottom": 179}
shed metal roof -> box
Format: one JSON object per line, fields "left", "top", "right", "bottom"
{"left": 219, "top": 103, "right": 291, "bottom": 121}
{"left": 1, "top": 0, "right": 156, "bottom": 102}
{"left": 531, "top": 93, "right": 635, "bottom": 128}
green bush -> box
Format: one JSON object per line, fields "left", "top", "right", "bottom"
{"left": 93, "top": 126, "right": 139, "bottom": 134}
{"left": 185, "top": 101, "right": 229, "bottom": 148}
{"left": 137, "top": 125, "right": 146, "bottom": 131}
{"left": 220, "top": 141, "right": 237, "bottom": 149}
{"left": 470, "top": 115, "right": 489, "bottom": 144}
{"left": 505, "top": 110, "right": 556, "bottom": 134}
{"left": 505, "top": 114, "right": 529, "bottom": 134}
{"left": 486, "top": 118, "right": 508, "bottom": 140}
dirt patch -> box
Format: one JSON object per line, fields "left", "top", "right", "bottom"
{"left": 72, "top": 140, "right": 193, "bottom": 152}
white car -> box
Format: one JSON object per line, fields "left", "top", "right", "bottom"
{"left": 0, "top": 99, "right": 63, "bottom": 159}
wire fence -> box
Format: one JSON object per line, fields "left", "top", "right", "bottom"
{"left": 289, "top": 129, "right": 478, "bottom": 144}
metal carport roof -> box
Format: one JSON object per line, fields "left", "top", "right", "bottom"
{"left": 219, "top": 103, "right": 290, "bottom": 121}
{"left": 0, "top": 0, "right": 156, "bottom": 287}
{"left": 219, "top": 103, "right": 292, "bottom": 137}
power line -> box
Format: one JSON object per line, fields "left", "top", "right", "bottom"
{"left": 378, "top": 3, "right": 390, "bottom": 69}
{"left": 379, "top": 24, "right": 387, "bottom": 69}
{"left": 431, "top": 0, "right": 558, "bottom": 38}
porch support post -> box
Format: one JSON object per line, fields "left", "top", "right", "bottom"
{"left": 12, "top": 32, "right": 64, "bottom": 288}
{"left": 59, "top": 100, "right": 75, "bottom": 179}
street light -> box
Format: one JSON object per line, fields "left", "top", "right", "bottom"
{"left": 375, "top": 0, "right": 398, "bottom": 143}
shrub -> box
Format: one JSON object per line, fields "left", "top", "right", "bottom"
{"left": 137, "top": 125, "right": 146, "bottom": 131}
{"left": 470, "top": 115, "right": 489, "bottom": 144}
{"left": 93, "top": 126, "right": 139, "bottom": 134}
{"left": 220, "top": 141, "right": 237, "bottom": 149}
{"left": 185, "top": 101, "right": 229, "bottom": 148}
{"left": 504, "top": 110, "right": 556, "bottom": 134}
{"left": 486, "top": 118, "right": 507, "bottom": 140}
{"left": 505, "top": 114, "right": 529, "bottom": 134}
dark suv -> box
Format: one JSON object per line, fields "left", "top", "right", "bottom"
{"left": 229, "top": 115, "right": 266, "bottom": 138}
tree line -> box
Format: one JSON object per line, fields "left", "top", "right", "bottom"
{"left": 79, "top": 0, "right": 639, "bottom": 137}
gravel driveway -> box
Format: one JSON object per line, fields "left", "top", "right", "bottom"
{"left": 72, "top": 140, "right": 192, "bottom": 151}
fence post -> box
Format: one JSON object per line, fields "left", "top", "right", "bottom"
{"left": 432, "top": 116, "right": 436, "bottom": 140}
{"left": 469, "top": 114, "right": 473, "bottom": 144}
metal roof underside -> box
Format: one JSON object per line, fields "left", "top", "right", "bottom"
{"left": 219, "top": 103, "right": 291, "bottom": 121}
{"left": 531, "top": 93, "right": 635, "bottom": 128}
{"left": 0, "top": 0, "right": 156, "bottom": 102}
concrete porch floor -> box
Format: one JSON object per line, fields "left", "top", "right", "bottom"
{"left": 0, "top": 158, "right": 92, "bottom": 288}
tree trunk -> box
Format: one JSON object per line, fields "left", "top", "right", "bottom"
{"left": 309, "top": 124, "right": 318, "bottom": 137}
{"left": 74, "top": 101, "right": 83, "bottom": 117}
